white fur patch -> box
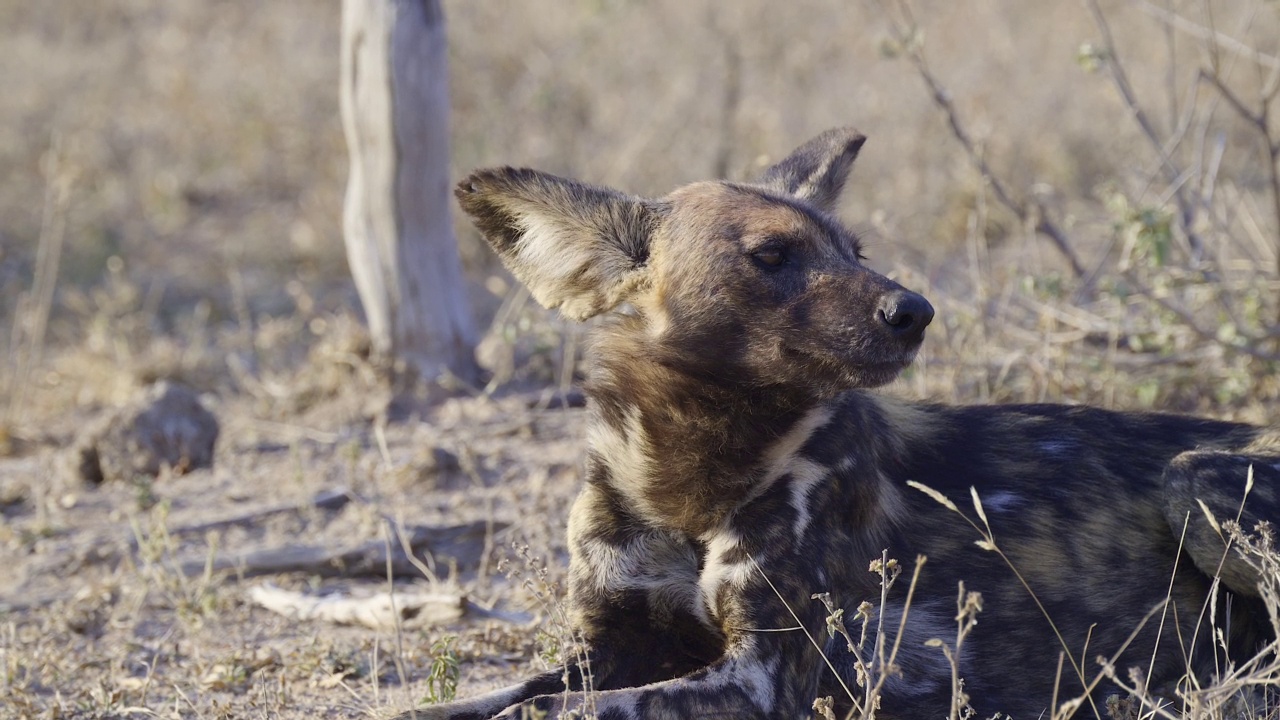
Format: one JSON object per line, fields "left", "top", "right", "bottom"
{"left": 755, "top": 406, "right": 835, "bottom": 539}
{"left": 733, "top": 652, "right": 781, "bottom": 711}
{"left": 688, "top": 639, "right": 779, "bottom": 711}
{"left": 576, "top": 536, "right": 633, "bottom": 591}
{"left": 586, "top": 404, "right": 662, "bottom": 521}
{"left": 510, "top": 210, "right": 646, "bottom": 321}
{"left": 761, "top": 406, "right": 834, "bottom": 482}
{"left": 980, "top": 490, "right": 1027, "bottom": 514}
{"left": 567, "top": 485, "right": 707, "bottom": 628}
{"left": 787, "top": 457, "right": 830, "bottom": 540}
{"left": 576, "top": 530, "right": 703, "bottom": 620}
{"left": 1038, "top": 439, "right": 1078, "bottom": 457}
{"left": 697, "top": 528, "right": 755, "bottom": 623}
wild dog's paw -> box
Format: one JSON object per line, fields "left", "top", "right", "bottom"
{"left": 389, "top": 699, "right": 514, "bottom": 720}
{"left": 491, "top": 695, "right": 605, "bottom": 720}
{"left": 387, "top": 708, "right": 456, "bottom": 720}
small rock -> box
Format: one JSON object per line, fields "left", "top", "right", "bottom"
{"left": 422, "top": 446, "right": 460, "bottom": 475}
{"left": 71, "top": 381, "right": 220, "bottom": 485}
{"left": 413, "top": 445, "right": 461, "bottom": 489}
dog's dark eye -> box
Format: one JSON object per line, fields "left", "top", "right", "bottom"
{"left": 753, "top": 248, "right": 787, "bottom": 268}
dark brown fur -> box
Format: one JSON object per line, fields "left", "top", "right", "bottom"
{"left": 406, "top": 129, "right": 1279, "bottom": 719}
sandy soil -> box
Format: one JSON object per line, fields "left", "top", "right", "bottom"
{"left": 2, "top": 382, "right": 588, "bottom": 719}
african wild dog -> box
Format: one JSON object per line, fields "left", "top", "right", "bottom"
{"left": 410, "top": 129, "right": 1280, "bottom": 719}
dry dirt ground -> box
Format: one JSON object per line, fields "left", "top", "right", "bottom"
{"left": 4, "top": 1, "right": 1280, "bottom": 718}
{"left": 1, "top": 367, "right": 593, "bottom": 719}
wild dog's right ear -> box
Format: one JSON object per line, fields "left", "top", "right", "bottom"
{"left": 456, "top": 168, "right": 664, "bottom": 321}
{"left": 756, "top": 127, "right": 867, "bottom": 214}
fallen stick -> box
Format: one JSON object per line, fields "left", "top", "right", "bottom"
{"left": 178, "top": 520, "right": 505, "bottom": 579}
{"left": 160, "top": 487, "right": 352, "bottom": 540}
{"left": 249, "top": 583, "right": 465, "bottom": 629}
{"left": 247, "top": 582, "right": 535, "bottom": 629}
{"left": 7, "top": 487, "right": 357, "bottom": 602}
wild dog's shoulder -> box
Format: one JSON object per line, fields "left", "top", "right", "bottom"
{"left": 803, "top": 392, "right": 949, "bottom": 464}
{"left": 738, "top": 393, "right": 924, "bottom": 547}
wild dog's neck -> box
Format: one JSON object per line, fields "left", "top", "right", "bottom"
{"left": 583, "top": 321, "right": 825, "bottom": 537}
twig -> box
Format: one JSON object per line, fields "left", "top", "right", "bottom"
{"left": 1131, "top": 0, "right": 1280, "bottom": 72}
{"left": 1, "top": 487, "right": 356, "bottom": 608}
{"left": 1200, "top": 68, "right": 1265, "bottom": 129}
{"left": 175, "top": 520, "right": 504, "bottom": 579}
{"left": 158, "top": 487, "right": 352, "bottom": 541}
{"left": 750, "top": 555, "right": 860, "bottom": 711}
{"left": 381, "top": 521, "right": 415, "bottom": 713}
{"left": 6, "top": 131, "right": 74, "bottom": 425}
{"left": 866, "top": 555, "right": 927, "bottom": 718}
{"left": 1120, "top": 269, "right": 1280, "bottom": 363}
{"left": 394, "top": 513, "right": 442, "bottom": 584}
{"left": 248, "top": 582, "right": 468, "bottom": 630}
{"left": 711, "top": 29, "right": 742, "bottom": 180}
{"left": 909, "top": 481, "right": 1104, "bottom": 719}
{"left": 880, "top": 0, "right": 1086, "bottom": 278}
{"left": 1199, "top": 67, "right": 1280, "bottom": 316}
{"left": 1083, "top": 0, "right": 1207, "bottom": 262}
{"left": 241, "top": 418, "right": 343, "bottom": 444}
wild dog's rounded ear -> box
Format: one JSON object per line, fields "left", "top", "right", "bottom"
{"left": 456, "top": 167, "right": 665, "bottom": 322}
{"left": 755, "top": 127, "right": 867, "bottom": 214}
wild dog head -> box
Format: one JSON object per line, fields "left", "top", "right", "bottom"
{"left": 456, "top": 128, "right": 933, "bottom": 395}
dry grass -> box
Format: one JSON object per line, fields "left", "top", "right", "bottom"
{"left": 1, "top": 0, "right": 1279, "bottom": 717}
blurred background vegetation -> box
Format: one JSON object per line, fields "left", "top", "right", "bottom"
{"left": 2, "top": 0, "right": 1279, "bottom": 434}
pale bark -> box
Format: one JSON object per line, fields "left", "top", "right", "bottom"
{"left": 340, "top": 0, "right": 478, "bottom": 383}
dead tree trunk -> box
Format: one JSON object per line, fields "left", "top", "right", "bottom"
{"left": 340, "top": 0, "right": 479, "bottom": 385}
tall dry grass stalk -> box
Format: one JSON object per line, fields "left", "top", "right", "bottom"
{"left": 5, "top": 131, "right": 74, "bottom": 425}
{"left": 903, "top": 480, "right": 1280, "bottom": 720}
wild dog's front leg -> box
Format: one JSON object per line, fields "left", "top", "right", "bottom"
{"left": 491, "top": 639, "right": 808, "bottom": 720}
{"left": 494, "top": 518, "right": 831, "bottom": 719}
{"left": 403, "top": 484, "right": 721, "bottom": 720}
{"left": 561, "top": 483, "right": 725, "bottom": 689}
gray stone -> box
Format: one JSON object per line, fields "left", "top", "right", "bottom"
{"left": 73, "top": 382, "right": 219, "bottom": 485}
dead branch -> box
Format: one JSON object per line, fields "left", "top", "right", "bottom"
{"left": 1200, "top": 67, "right": 1280, "bottom": 286}
{"left": 1131, "top": 0, "right": 1280, "bottom": 72}
{"left": 6, "top": 486, "right": 357, "bottom": 596}
{"left": 881, "top": 0, "right": 1087, "bottom": 278}
{"left": 1083, "top": 0, "right": 1208, "bottom": 262}
{"left": 247, "top": 582, "right": 534, "bottom": 630}
{"left": 248, "top": 583, "right": 465, "bottom": 629}
{"left": 1119, "top": 269, "right": 1280, "bottom": 363}
{"left": 176, "top": 520, "right": 505, "bottom": 579}
{"left": 149, "top": 487, "right": 352, "bottom": 544}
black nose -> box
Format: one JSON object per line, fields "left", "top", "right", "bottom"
{"left": 876, "top": 291, "right": 934, "bottom": 343}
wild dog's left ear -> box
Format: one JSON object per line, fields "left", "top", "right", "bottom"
{"left": 755, "top": 127, "right": 867, "bottom": 213}
{"left": 456, "top": 167, "right": 664, "bottom": 322}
